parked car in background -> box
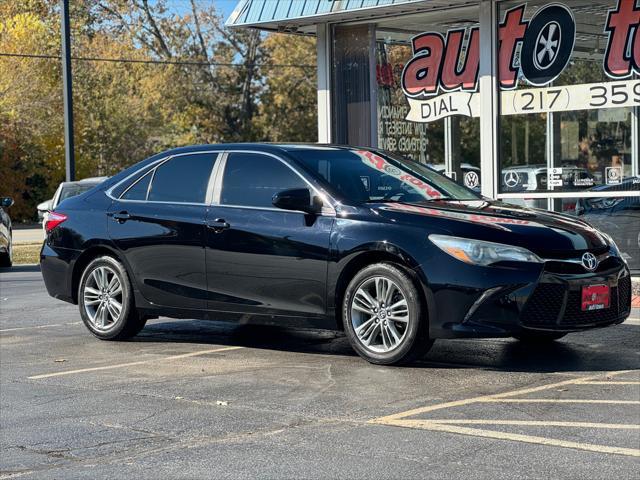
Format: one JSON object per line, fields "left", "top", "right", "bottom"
{"left": 40, "top": 144, "right": 632, "bottom": 365}
{"left": 0, "top": 196, "right": 14, "bottom": 267}
{"left": 38, "top": 177, "right": 109, "bottom": 221}
{"left": 574, "top": 176, "right": 640, "bottom": 272}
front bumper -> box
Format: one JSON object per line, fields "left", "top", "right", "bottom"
{"left": 427, "top": 256, "right": 632, "bottom": 338}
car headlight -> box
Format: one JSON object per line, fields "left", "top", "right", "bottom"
{"left": 428, "top": 234, "right": 542, "bottom": 266}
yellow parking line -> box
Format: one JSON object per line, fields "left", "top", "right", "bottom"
{"left": 420, "top": 419, "right": 640, "bottom": 429}
{"left": 386, "top": 420, "right": 640, "bottom": 457}
{"left": 28, "top": 346, "right": 243, "bottom": 379}
{"left": 481, "top": 399, "right": 640, "bottom": 405}
{"left": 577, "top": 381, "right": 640, "bottom": 385}
{"left": 371, "top": 370, "right": 634, "bottom": 423}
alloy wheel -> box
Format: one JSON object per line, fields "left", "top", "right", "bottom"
{"left": 83, "top": 266, "right": 123, "bottom": 331}
{"left": 350, "top": 276, "right": 409, "bottom": 353}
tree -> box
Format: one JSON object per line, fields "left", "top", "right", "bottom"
{"left": 257, "top": 34, "right": 317, "bottom": 142}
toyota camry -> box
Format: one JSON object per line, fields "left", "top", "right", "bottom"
{"left": 40, "top": 144, "right": 632, "bottom": 365}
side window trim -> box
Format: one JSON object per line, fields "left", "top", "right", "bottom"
{"left": 213, "top": 150, "right": 336, "bottom": 215}
{"left": 207, "top": 151, "right": 227, "bottom": 205}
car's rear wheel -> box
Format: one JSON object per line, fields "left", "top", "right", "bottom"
{"left": 513, "top": 331, "right": 567, "bottom": 342}
{"left": 78, "top": 255, "right": 146, "bottom": 340}
{"left": 342, "top": 263, "right": 432, "bottom": 365}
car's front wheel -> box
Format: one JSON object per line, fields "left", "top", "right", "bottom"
{"left": 342, "top": 263, "right": 432, "bottom": 365}
{"left": 78, "top": 255, "right": 146, "bottom": 340}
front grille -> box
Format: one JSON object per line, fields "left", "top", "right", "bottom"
{"left": 618, "top": 275, "right": 632, "bottom": 311}
{"left": 520, "top": 284, "right": 565, "bottom": 326}
{"left": 521, "top": 275, "right": 630, "bottom": 328}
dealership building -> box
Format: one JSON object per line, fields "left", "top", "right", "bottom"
{"left": 228, "top": 0, "right": 640, "bottom": 273}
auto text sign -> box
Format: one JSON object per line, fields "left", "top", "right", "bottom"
{"left": 400, "top": 0, "right": 640, "bottom": 123}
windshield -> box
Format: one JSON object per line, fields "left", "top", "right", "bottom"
{"left": 59, "top": 184, "right": 95, "bottom": 203}
{"left": 292, "top": 148, "right": 480, "bottom": 203}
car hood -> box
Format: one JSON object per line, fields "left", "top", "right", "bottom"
{"left": 370, "top": 199, "right": 609, "bottom": 256}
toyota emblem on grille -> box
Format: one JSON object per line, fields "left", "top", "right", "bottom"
{"left": 581, "top": 252, "right": 598, "bottom": 271}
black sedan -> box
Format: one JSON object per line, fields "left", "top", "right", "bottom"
{"left": 40, "top": 145, "right": 632, "bottom": 365}
{"left": 0, "top": 196, "right": 14, "bottom": 267}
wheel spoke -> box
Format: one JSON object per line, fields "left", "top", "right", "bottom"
{"left": 106, "top": 303, "right": 120, "bottom": 322}
{"left": 355, "top": 316, "right": 376, "bottom": 335}
{"left": 380, "top": 325, "right": 390, "bottom": 349}
{"left": 375, "top": 278, "right": 387, "bottom": 304}
{"left": 109, "top": 299, "right": 122, "bottom": 315}
{"left": 84, "top": 286, "right": 100, "bottom": 297}
{"left": 354, "top": 289, "right": 376, "bottom": 311}
{"left": 384, "top": 283, "right": 397, "bottom": 305}
{"left": 107, "top": 275, "right": 120, "bottom": 295}
{"left": 361, "top": 323, "right": 380, "bottom": 347}
{"left": 387, "top": 322, "right": 401, "bottom": 343}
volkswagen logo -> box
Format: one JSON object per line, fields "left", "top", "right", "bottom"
{"left": 464, "top": 171, "right": 479, "bottom": 189}
{"left": 504, "top": 171, "right": 520, "bottom": 189}
{"left": 581, "top": 252, "right": 598, "bottom": 271}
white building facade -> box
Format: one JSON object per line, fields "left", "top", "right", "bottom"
{"left": 229, "top": 0, "right": 640, "bottom": 272}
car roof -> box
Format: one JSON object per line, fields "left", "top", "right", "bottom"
{"left": 59, "top": 177, "right": 109, "bottom": 188}
{"left": 148, "top": 143, "right": 368, "bottom": 157}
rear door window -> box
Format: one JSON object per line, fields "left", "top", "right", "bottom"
{"left": 147, "top": 153, "right": 217, "bottom": 203}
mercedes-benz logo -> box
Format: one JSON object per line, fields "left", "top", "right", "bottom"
{"left": 504, "top": 171, "right": 520, "bottom": 188}
{"left": 581, "top": 252, "right": 598, "bottom": 271}
{"left": 534, "top": 21, "right": 561, "bottom": 70}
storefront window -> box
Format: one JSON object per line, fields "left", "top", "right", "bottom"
{"left": 552, "top": 180, "right": 640, "bottom": 270}
{"left": 372, "top": 6, "right": 482, "bottom": 190}
{"left": 497, "top": 0, "right": 639, "bottom": 194}
{"left": 332, "top": 25, "right": 375, "bottom": 146}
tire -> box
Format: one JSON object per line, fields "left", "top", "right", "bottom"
{"left": 513, "top": 331, "right": 567, "bottom": 342}
{"left": 342, "top": 263, "right": 433, "bottom": 365}
{"left": 0, "top": 235, "right": 12, "bottom": 267}
{"left": 78, "top": 255, "right": 146, "bottom": 340}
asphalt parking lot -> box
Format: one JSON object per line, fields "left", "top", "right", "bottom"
{"left": 1, "top": 265, "right": 639, "bottom": 479}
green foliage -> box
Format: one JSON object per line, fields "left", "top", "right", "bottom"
{"left": 0, "top": 0, "right": 318, "bottom": 222}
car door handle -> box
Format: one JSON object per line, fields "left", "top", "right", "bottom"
{"left": 112, "top": 212, "right": 131, "bottom": 223}
{"left": 207, "top": 218, "right": 230, "bottom": 233}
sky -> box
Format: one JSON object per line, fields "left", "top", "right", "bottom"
{"left": 160, "top": 0, "right": 240, "bottom": 22}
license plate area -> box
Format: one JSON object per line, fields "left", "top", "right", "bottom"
{"left": 581, "top": 284, "right": 610, "bottom": 311}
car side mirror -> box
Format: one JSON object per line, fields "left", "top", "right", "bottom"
{"left": 0, "top": 197, "right": 14, "bottom": 208}
{"left": 272, "top": 188, "right": 320, "bottom": 214}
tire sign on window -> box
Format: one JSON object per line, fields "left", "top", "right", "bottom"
{"left": 400, "top": 0, "right": 640, "bottom": 123}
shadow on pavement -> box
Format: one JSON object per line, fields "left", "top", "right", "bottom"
{"left": 133, "top": 318, "right": 640, "bottom": 374}
{"left": 0, "top": 264, "right": 41, "bottom": 273}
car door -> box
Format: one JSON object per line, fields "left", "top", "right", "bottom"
{"left": 108, "top": 152, "right": 219, "bottom": 310}
{"left": 204, "top": 151, "right": 334, "bottom": 317}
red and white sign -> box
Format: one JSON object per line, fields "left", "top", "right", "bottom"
{"left": 581, "top": 284, "right": 611, "bottom": 311}
{"left": 400, "top": 0, "right": 640, "bottom": 123}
